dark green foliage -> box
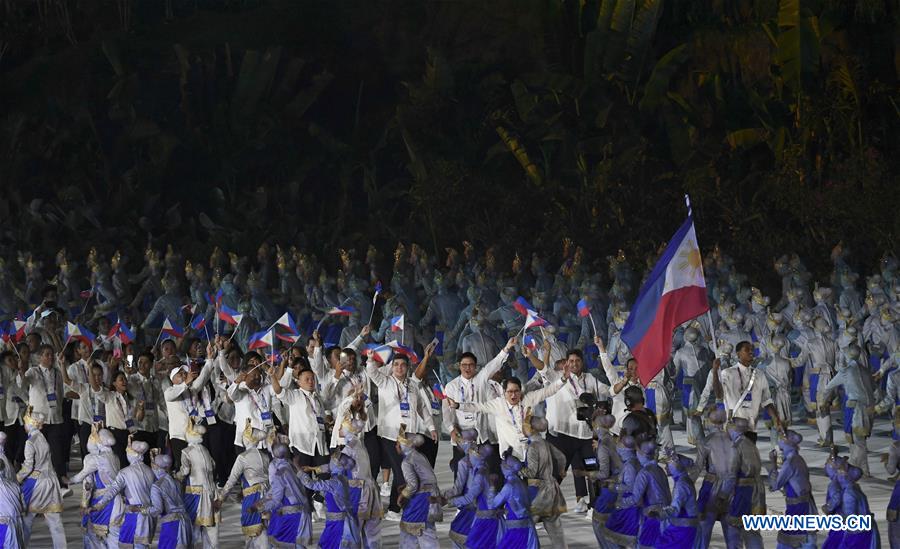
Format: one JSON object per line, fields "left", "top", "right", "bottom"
{"left": 0, "top": 0, "right": 896, "bottom": 285}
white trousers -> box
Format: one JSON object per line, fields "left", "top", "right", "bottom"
{"left": 24, "top": 512, "right": 68, "bottom": 548}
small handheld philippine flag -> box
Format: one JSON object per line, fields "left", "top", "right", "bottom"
{"left": 327, "top": 306, "right": 356, "bottom": 316}
{"left": 364, "top": 344, "right": 393, "bottom": 364}
{"left": 577, "top": 298, "right": 591, "bottom": 317}
{"left": 190, "top": 314, "right": 207, "bottom": 332}
{"left": 390, "top": 315, "right": 404, "bottom": 332}
{"left": 161, "top": 318, "right": 184, "bottom": 339}
{"left": 432, "top": 383, "right": 446, "bottom": 400}
{"left": 273, "top": 312, "right": 298, "bottom": 334}
{"left": 373, "top": 281, "right": 383, "bottom": 303}
{"left": 513, "top": 297, "right": 535, "bottom": 316}
{"left": 524, "top": 334, "right": 538, "bottom": 351}
{"left": 218, "top": 304, "right": 243, "bottom": 326}
{"left": 525, "top": 310, "right": 548, "bottom": 330}
{"left": 248, "top": 330, "right": 274, "bottom": 350}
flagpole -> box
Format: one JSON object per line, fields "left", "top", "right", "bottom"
{"left": 215, "top": 303, "right": 219, "bottom": 337}
{"left": 227, "top": 317, "right": 242, "bottom": 342}
{"left": 684, "top": 193, "right": 719, "bottom": 356}
{"left": 588, "top": 313, "right": 598, "bottom": 339}
{"left": 367, "top": 289, "right": 379, "bottom": 326}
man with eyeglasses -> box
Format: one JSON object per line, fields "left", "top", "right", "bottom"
{"left": 446, "top": 358, "right": 572, "bottom": 463}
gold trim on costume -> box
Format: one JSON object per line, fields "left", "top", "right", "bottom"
{"left": 242, "top": 522, "right": 265, "bottom": 537}
{"left": 399, "top": 521, "right": 425, "bottom": 536}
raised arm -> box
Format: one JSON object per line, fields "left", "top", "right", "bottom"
{"left": 365, "top": 357, "right": 390, "bottom": 388}
{"left": 475, "top": 339, "right": 515, "bottom": 383}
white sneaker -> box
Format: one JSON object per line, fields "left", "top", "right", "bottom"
{"left": 384, "top": 510, "right": 402, "bottom": 522}
{"left": 573, "top": 496, "right": 589, "bottom": 513}
{"left": 380, "top": 482, "right": 391, "bottom": 498}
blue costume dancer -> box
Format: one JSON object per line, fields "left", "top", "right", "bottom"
{"left": 91, "top": 440, "right": 155, "bottom": 549}
{"left": 838, "top": 466, "right": 880, "bottom": 549}
{"left": 148, "top": 454, "right": 192, "bottom": 549}
{"left": 822, "top": 453, "right": 849, "bottom": 549}
{"left": 488, "top": 455, "right": 539, "bottom": 549}
{"left": 599, "top": 435, "right": 640, "bottom": 548}
{"left": 654, "top": 453, "right": 700, "bottom": 548}
{"left": 450, "top": 445, "right": 502, "bottom": 549}
{"left": 396, "top": 426, "right": 442, "bottom": 549}
{"left": 694, "top": 409, "right": 734, "bottom": 547}
{"left": 219, "top": 419, "right": 270, "bottom": 548}
{"left": 259, "top": 443, "right": 312, "bottom": 548}
{"left": 298, "top": 453, "right": 363, "bottom": 549}
{"left": 766, "top": 431, "right": 816, "bottom": 549}
{"left": 71, "top": 425, "right": 120, "bottom": 548}
{"left": 885, "top": 440, "right": 900, "bottom": 549}
{"left": 441, "top": 429, "right": 478, "bottom": 548}
{"left": 617, "top": 440, "right": 671, "bottom": 549}
{"left": 581, "top": 414, "right": 620, "bottom": 546}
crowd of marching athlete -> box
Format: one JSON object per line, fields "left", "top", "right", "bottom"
{"left": 0, "top": 241, "right": 896, "bottom": 547}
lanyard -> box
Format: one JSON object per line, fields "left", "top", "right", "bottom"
{"left": 460, "top": 380, "right": 474, "bottom": 403}
{"left": 507, "top": 405, "right": 524, "bottom": 431}
{"left": 394, "top": 378, "right": 409, "bottom": 403}
{"left": 41, "top": 367, "right": 57, "bottom": 394}
{"left": 569, "top": 375, "right": 584, "bottom": 396}
{"left": 247, "top": 388, "right": 270, "bottom": 413}
{"left": 116, "top": 392, "right": 132, "bottom": 421}
{"left": 303, "top": 390, "right": 321, "bottom": 418}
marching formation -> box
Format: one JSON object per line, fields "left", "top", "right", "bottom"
{"left": 0, "top": 240, "right": 896, "bottom": 548}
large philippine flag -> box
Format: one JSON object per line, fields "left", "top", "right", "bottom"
{"left": 621, "top": 214, "right": 709, "bottom": 386}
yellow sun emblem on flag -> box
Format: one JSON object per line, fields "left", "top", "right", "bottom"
{"left": 677, "top": 242, "right": 703, "bottom": 277}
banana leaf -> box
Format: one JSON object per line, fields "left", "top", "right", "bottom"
{"left": 639, "top": 43, "right": 688, "bottom": 113}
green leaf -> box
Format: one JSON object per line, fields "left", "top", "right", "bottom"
{"left": 603, "top": 0, "right": 635, "bottom": 73}
{"left": 726, "top": 128, "right": 767, "bottom": 149}
{"left": 622, "top": 0, "right": 664, "bottom": 85}
{"left": 639, "top": 44, "right": 689, "bottom": 113}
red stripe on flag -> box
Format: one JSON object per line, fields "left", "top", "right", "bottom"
{"left": 631, "top": 286, "right": 709, "bottom": 386}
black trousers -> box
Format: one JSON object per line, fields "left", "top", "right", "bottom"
{"left": 419, "top": 436, "right": 438, "bottom": 468}
{"left": 2, "top": 423, "right": 25, "bottom": 464}
{"left": 450, "top": 445, "right": 465, "bottom": 475}
{"left": 363, "top": 429, "right": 380, "bottom": 481}
{"left": 41, "top": 422, "right": 69, "bottom": 480}
{"left": 109, "top": 427, "right": 130, "bottom": 467}
{"left": 206, "top": 421, "right": 236, "bottom": 486}
{"left": 547, "top": 433, "right": 594, "bottom": 498}
{"left": 379, "top": 436, "right": 405, "bottom": 513}
{"left": 78, "top": 422, "right": 92, "bottom": 462}
{"left": 170, "top": 438, "right": 188, "bottom": 472}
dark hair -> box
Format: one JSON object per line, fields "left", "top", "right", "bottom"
{"left": 341, "top": 348, "right": 358, "bottom": 359}
{"left": 624, "top": 385, "right": 644, "bottom": 407}
{"left": 392, "top": 354, "right": 410, "bottom": 366}
{"left": 186, "top": 337, "right": 200, "bottom": 348}
{"left": 38, "top": 343, "right": 55, "bottom": 354}
{"left": 626, "top": 358, "right": 638, "bottom": 368}
{"left": 736, "top": 341, "right": 753, "bottom": 354}
{"left": 138, "top": 351, "right": 155, "bottom": 364}
{"left": 566, "top": 349, "right": 584, "bottom": 361}
{"left": 0, "top": 350, "right": 13, "bottom": 363}
{"left": 458, "top": 352, "right": 477, "bottom": 364}
{"left": 325, "top": 346, "right": 341, "bottom": 360}
{"left": 502, "top": 377, "right": 522, "bottom": 390}
{"left": 291, "top": 355, "right": 310, "bottom": 369}
{"left": 160, "top": 339, "right": 176, "bottom": 350}
{"left": 296, "top": 367, "right": 315, "bottom": 378}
